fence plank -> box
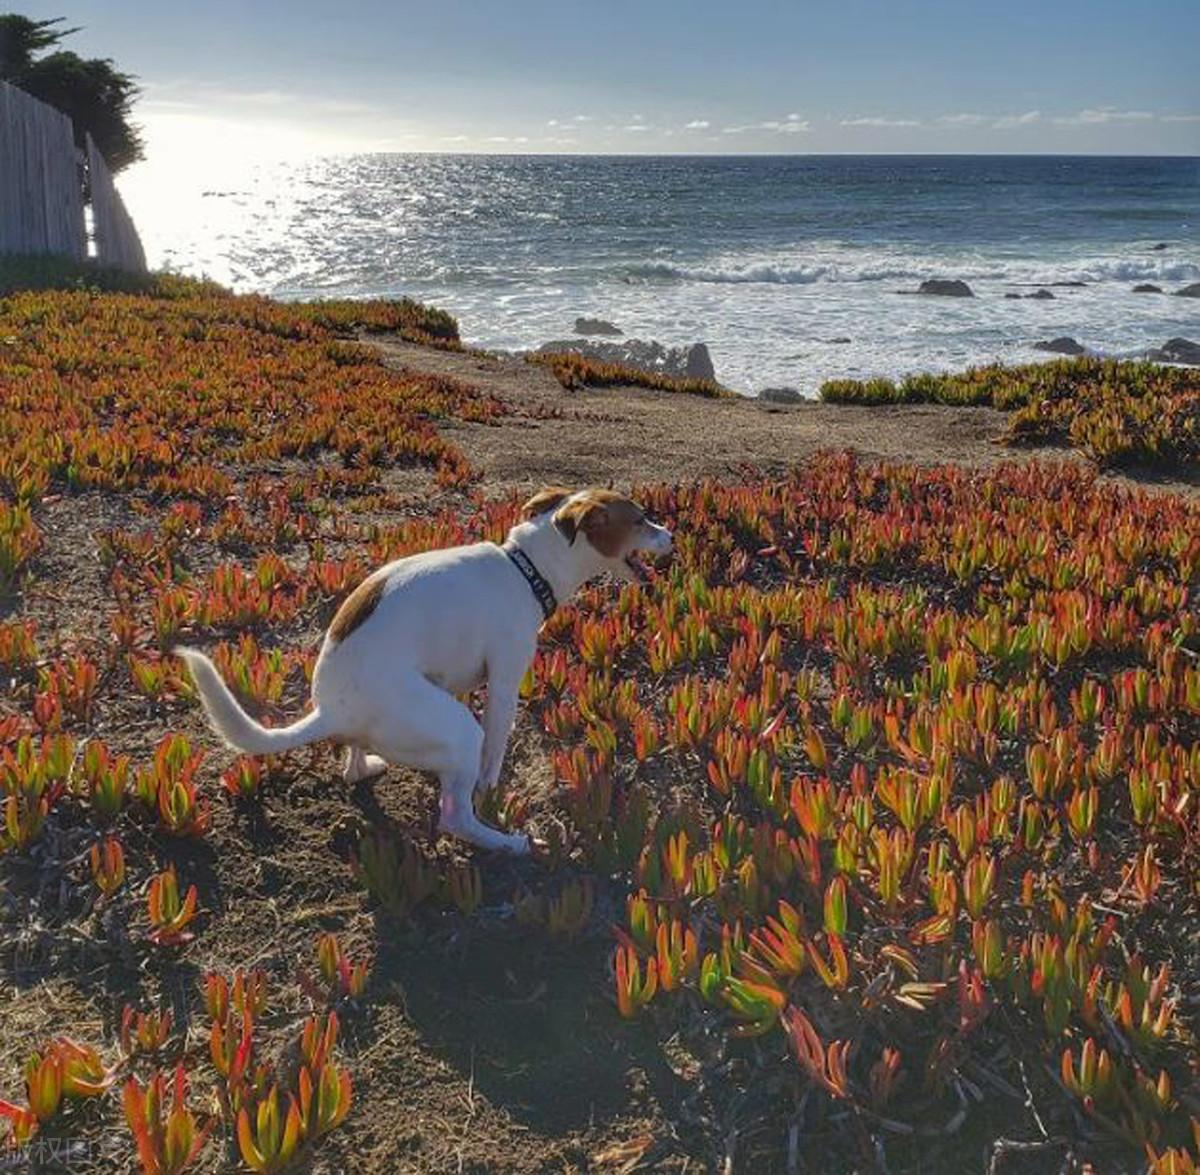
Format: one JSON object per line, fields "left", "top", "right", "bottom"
{"left": 1, "top": 80, "right": 143, "bottom": 270}
{"left": 87, "top": 133, "right": 146, "bottom": 272}
{"left": 0, "top": 80, "right": 86, "bottom": 258}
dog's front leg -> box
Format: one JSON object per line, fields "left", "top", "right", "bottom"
{"left": 477, "top": 672, "right": 522, "bottom": 796}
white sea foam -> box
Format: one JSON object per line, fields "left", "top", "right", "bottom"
{"left": 621, "top": 251, "right": 1200, "bottom": 287}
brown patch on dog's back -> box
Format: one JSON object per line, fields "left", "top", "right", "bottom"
{"left": 553, "top": 489, "right": 644, "bottom": 556}
{"left": 329, "top": 573, "right": 387, "bottom": 644}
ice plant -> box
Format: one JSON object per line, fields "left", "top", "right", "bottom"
{"left": 120, "top": 1005, "right": 173, "bottom": 1058}
{"left": 614, "top": 944, "right": 657, "bottom": 1018}
{"left": 90, "top": 835, "right": 126, "bottom": 897}
{"left": 236, "top": 1085, "right": 302, "bottom": 1173}
{"left": 296, "top": 1057, "right": 353, "bottom": 1140}
{"left": 146, "top": 865, "right": 199, "bottom": 946}
{"left": 80, "top": 739, "right": 129, "bottom": 820}
{"left": 784, "top": 1007, "right": 852, "bottom": 1100}
{"left": 221, "top": 755, "right": 265, "bottom": 799}
{"left": 444, "top": 861, "right": 483, "bottom": 915}
{"left": 720, "top": 975, "right": 788, "bottom": 1036}
{"left": 312, "top": 932, "right": 369, "bottom": 1001}
{"left": 654, "top": 918, "right": 698, "bottom": 991}
{"left": 3, "top": 1038, "right": 114, "bottom": 1141}
{"left": 123, "top": 1065, "right": 210, "bottom": 1175}
{"left": 546, "top": 877, "right": 595, "bottom": 940}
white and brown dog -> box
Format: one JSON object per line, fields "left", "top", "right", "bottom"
{"left": 178, "top": 487, "right": 672, "bottom": 854}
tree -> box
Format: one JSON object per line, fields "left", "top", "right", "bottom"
{"left": 0, "top": 15, "right": 143, "bottom": 172}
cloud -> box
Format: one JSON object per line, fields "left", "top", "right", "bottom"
{"left": 1162, "top": 113, "right": 1200, "bottom": 123}
{"left": 623, "top": 123, "right": 651, "bottom": 132}
{"left": 840, "top": 116, "right": 922, "bottom": 127}
{"left": 141, "top": 81, "right": 378, "bottom": 118}
{"left": 992, "top": 110, "right": 1041, "bottom": 129}
{"left": 723, "top": 113, "right": 810, "bottom": 135}
{"left": 937, "top": 113, "right": 987, "bottom": 126}
{"left": 685, "top": 119, "right": 711, "bottom": 130}
{"left": 1052, "top": 107, "right": 1153, "bottom": 125}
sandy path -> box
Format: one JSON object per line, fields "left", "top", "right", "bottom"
{"left": 370, "top": 338, "right": 1014, "bottom": 487}
{"left": 369, "top": 338, "right": 1200, "bottom": 498}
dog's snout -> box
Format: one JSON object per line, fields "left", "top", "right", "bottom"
{"left": 647, "top": 523, "right": 673, "bottom": 556}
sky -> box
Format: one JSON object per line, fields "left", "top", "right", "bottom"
{"left": 12, "top": 0, "right": 1200, "bottom": 162}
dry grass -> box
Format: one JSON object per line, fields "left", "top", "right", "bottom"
{"left": 527, "top": 350, "right": 730, "bottom": 398}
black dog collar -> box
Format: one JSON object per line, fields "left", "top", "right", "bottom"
{"left": 502, "top": 542, "right": 558, "bottom": 621}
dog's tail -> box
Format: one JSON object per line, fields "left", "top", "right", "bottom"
{"left": 175, "top": 647, "right": 334, "bottom": 755}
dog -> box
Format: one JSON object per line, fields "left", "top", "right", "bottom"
{"left": 177, "top": 487, "right": 672, "bottom": 854}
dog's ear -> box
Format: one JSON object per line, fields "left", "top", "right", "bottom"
{"left": 552, "top": 496, "right": 601, "bottom": 546}
{"left": 553, "top": 494, "right": 639, "bottom": 555}
{"left": 520, "top": 486, "right": 574, "bottom": 521}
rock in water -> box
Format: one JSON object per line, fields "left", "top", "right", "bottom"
{"left": 917, "top": 279, "right": 974, "bottom": 297}
{"left": 1027, "top": 289, "right": 1055, "bottom": 300}
{"left": 1151, "top": 242, "right": 1169, "bottom": 251}
{"left": 684, "top": 343, "right": 715, "bottom": 381}
{"left": 1146, "top": 338, "right": 1200, "bottom": 365}
{"left": 826, "top": 336, "right": 852, "bottom": 344}
{"left": 574, "top": 317, "right": 623, "bottom": 337}
{"left": 1033, "top": 337, "right": 1086, "bottom": 356}
{"left": 536, "top": 337, "right": 718, "bottom": 382}
{"left": 1004, "top": 293, "right": 1023, "bottom": 300}
{"left": 759, "top": 387, "right": 804, "bottom": 404}
{"left": 1133, "top": 284, "right": 1163, "bottom": 293}
{"left": 1175, "top": 283, "right": 1200, "bottom": 298}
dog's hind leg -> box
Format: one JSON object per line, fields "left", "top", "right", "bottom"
{"left": 366, "top": 672, "right": 530, "bottom": 855}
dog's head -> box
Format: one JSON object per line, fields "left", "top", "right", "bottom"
{"left": 520, "top": 486, "right": 672, "bottom": 582}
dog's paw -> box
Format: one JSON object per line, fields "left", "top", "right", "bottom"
{"left": 497, "top": 832, "right": 532, "bottom": 856}
{"left": 343, "top": 750, "right": 388, "bottom": 784}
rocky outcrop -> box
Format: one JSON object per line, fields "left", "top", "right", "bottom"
{"left": 1027, "top": 289, "right": 1055, "bottom": 300}
{"left": 916, "top": 279, "right": 973, "bottom": 297}
{"left": 1033, "top": 336, "right": 1086, "bottom": 356}
{"left": 758, "top": 387, "right": 803, "bottom": 404}
{"left": 574, "top": 317, "right": 623, "bottom": 337}
{"left": 536, "top": 337, "right": 717, "bottom": 382}
{"left": 1146, "top": 337, "right": 1200, "bottom": 365}
{"left": 684, "top": 342, "right": 715, "bottom": 381}
{"left": 1176, "top": 283, "right": 1200, "bottom": 298}
{"left": 1151, "top": 242, "right": 1168, "bottom": 251}
{"left": 1133, "top": 283, "right": 1163, "bottom": 293}
{"left": 826, "top": 336, "right": 852, "bottom": 344}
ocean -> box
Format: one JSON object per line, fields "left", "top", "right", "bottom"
{"left": 122, "top": 154, "right": 1199, "bottom": 396}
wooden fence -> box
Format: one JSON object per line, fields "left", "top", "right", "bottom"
{"left": 0, "top": 79, "right": 146, "bottom": 271}
{"left": 0, "top": 80, "right": 86, "bottom": 260}
{"left": 87, "top": 134, "right": 146, "bottom": 272}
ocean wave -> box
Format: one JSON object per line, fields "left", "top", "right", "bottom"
{"left": 622, "top": 254, "right": 1200, "bottom": 287}
{"left": 623, "top": 259, "right": 998, "bottom": 285}
{"left": 1062, "top": 258, "right": 1200, "bottom": 283}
